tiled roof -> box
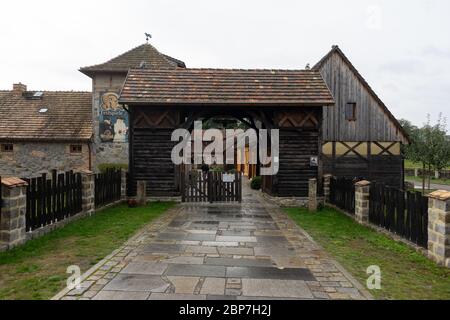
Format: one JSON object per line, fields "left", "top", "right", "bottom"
{"left": 80, "top": 43, "right": 185, "bottom": 76}
{"left": 0, "top": 90, "right": 92, "bottom": 141}
{"left": 119, "top": 68, "right": 335, "bottom": 106}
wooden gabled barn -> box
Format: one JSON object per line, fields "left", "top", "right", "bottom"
{"left": 313, "top": 46, "right": 410, "bottom": 187}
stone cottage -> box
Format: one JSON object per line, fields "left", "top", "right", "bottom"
{"left": 0, "top": 83, "right": 92, "bottom": 177}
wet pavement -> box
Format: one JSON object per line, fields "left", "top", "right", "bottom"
{"left": 54, "top": 183, "right": 371, "bottom": 300}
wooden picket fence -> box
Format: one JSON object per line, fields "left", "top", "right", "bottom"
{"left": 95, "top": 169, "right": 122, "bottom": 208}
{"left": 23, "top": 171, "right": 82, "bottom": 232}
{"left": 369, "top": 182, "right": 428, "bottom": 248}
{"left": 329, "top": 177, "right": 356, "bottom": 214}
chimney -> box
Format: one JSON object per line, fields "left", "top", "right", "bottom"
{"left": 13, "top": 83, "right": 27, "bottom": 97}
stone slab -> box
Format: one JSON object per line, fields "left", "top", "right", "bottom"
{"left": 92, "top": 290, "right": 150, "bottom": 300}
{"left": 216, "top": 236, "right": 257, "bottom": 243}
{"left": 226, "top": 266, "right": 316, "bottom": 281}
{"left": 165, "top": 264, "right": 226, "bottom": 277}
{"left": 103, "top": 274, "right": 169, "bottom": 293}
{"left": 162, "top": 256, "right": 204, "bottom": 265}
{"left": 205, "top": 257, "right": 274, "bottom": 268}
{"left": 168, "top": 276, "right": 200, "bottom": 294}
{"left": 218, "top": 247, "right": 254, "bottom": 256}
{"left": 242, "top": 279, "right": 314, "bottom": 299}
{"left": 200, "top": 278, "right": 226, "bottom": 295}
{"left": 140, "top": 244, "right": 186, "bottom": 254}
{"left": 149, "top": 293, "right": 206, "bottom": 300}
{"left": 121, "top": 262, "right": 168, "bottom": 275}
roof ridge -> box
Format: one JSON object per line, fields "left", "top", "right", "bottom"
{"left": 80, "top": 43, "right": 184, "bottom": 74}
{"left": 128, "top": 67, "right": 318, "bottom": 72}
{"left": 0, "top": 89, "right": 91, "bottom": 93}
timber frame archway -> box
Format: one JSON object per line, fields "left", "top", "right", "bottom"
{"left": 120, "top": 68, "right": 335, "bottom": 199}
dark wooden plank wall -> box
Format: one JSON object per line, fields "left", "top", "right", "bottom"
{"left": 276, "top": 128, "right": 319, "bottom": 197}
{"left": 319, "top": 51, "right": 408, "bottom": 143}
{"left": 130, "top": 128, "right": 179, "bottom": 196}
{"left": 323, "top": 155, "right": 403, "bottom": 187}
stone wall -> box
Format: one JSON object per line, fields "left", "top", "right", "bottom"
{"left": 91, "top": 74, "right": 129, "bottom": 169}
{"left": 0, "top": 142, "right": 90, "bottom": 177}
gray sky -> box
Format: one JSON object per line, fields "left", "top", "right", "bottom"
{"left": 1, "top": 0, "right": 449, "bottom": 130}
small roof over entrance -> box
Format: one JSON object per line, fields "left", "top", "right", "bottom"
{"left": 119, "top": 68, "right": 335, "bottom": 107}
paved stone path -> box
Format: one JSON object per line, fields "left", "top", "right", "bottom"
{"left": 54, "top": 183, "right": 371, "bottom": 300}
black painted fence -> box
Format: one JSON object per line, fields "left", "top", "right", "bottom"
{"left": 95, "top": 169, "right": 122, "bottom": 208}
{"left": 329, "top": 177, "right": 356, "bottom": 214}
{"left": 23, "top": 170, "right": 82, "bottom": 232}
{"left": 369, "top": 182, "right": 428, "bottom": 248}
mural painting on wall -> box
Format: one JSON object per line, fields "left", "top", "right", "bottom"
{"left": 99, "top": 92, "right": 129, "bottom": 143}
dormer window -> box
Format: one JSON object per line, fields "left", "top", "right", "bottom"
{"left": 345, "top": 102, "right": 357, "bottom": 121}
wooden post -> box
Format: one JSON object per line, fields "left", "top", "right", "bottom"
{"left": 309, "top": 178, "right": 318, "bottom": 212}
{"left": 136, "top": 181, "right": 147, "bottom": 206}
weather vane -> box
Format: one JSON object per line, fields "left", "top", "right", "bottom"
{"left": 145, "top": 33, "right": 152, "bottom": 43}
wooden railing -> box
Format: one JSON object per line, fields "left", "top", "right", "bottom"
{"left": 23, "top": 170, "right": 82, "bottom": 232}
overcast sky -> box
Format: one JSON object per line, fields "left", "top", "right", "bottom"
{"left": 1, "top": 0, "right": 449, "bottom": 130}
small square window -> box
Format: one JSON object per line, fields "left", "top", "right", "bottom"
{"left": 1, "top": 144, "right": 14, "bottom": 152}
{"left": 70, "top": 145, "right": 82, "bottom": 154}
{"left": 345, "top": 102, "right": 357, "bottom": 121}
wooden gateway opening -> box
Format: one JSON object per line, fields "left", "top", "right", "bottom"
{"left": 119, "top": 68, "right": 335, "bottom": 199}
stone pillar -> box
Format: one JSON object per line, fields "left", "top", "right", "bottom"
{"left": 0, "top": 177, "right": 28, "bottom": 250}
{"left": 355, "top": 180, "right": 370, "bottom": 224}
{"left": 136, "top": 181, "right": 147, "bottom": 206}
{"left": 323, "top": 174, "right": 332, "bottom": 203}
{"left": 308, "top": 178, "right": 318, "bottom": 212}
{"left": 414, "top": 168, "right": 419, "bottom": 177}
{"left": 80, "top": 170, "right": 95, "bottom": 216}
{"left": 435, "top": 170, "right": 440, "bottom": 179}
{"left": 427, "top": 191, "right": 450, "bottom": 268}
{"left": 121, "top": 169, "right": 127, "bottom": 200}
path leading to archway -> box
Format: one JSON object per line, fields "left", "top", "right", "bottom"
{"left": 54, "top": 182, "right": 371, "bottom": 300}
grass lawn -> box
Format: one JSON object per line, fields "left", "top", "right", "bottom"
{"left": 405, "top": 175, "right": 450, "bottom": 187}
{"left": 285, "top": 207, "right": 450, "bottom": 300}
{"left": 0, "top": 202, "right": 175, "bottom": 300}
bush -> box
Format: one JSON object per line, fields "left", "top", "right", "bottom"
{"left": 227, "top": 169, "right": 237, "bottom": 174}
{"left": 251, "top": 176, "right": 262, "bottom": 190}
{"left": 98, "top": 163, "right": 128, "bottom": 173}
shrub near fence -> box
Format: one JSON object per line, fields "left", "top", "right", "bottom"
{"left": 329, "top": 177, "right": 356, "bottom": 214}
{"left": 369, "top": 182, "right": 428, "bottom": 248}
{"left": 23, "top": 170, "right": 82, "bottom": 232}
{"left": 95, "top": 169, "right": 121, "bottom": 208}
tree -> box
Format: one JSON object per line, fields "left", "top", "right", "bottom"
{"left": 401, "top": 115, "right": 450, "bottom": 193}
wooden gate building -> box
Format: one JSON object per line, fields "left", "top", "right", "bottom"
{"left": 119, "top": 68, "right": 335, "bottom": 198}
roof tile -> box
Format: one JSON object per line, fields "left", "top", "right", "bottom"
{"left": 119, "top": 68, "right": 335, "bottom": 106}
{"left": 0, "top": 91, "right": 92, "bottom": 141}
